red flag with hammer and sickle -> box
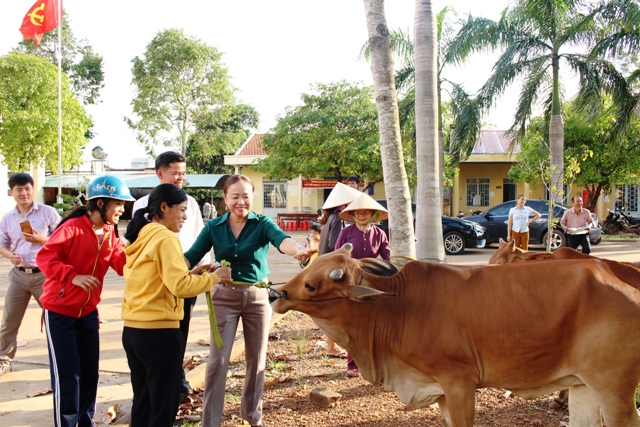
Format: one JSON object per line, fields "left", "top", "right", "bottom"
{"left": 19, "top": 0, "right": 62, "bottom": 46}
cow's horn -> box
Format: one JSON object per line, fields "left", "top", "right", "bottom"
{"left": 329, "top": 269, "right": 344, "bottom": 280}
{"left": 360, "top": 258, "right": 398, "bottom": 277}
{"left": 340, "top": 243, "right": 353, "bottom": 252}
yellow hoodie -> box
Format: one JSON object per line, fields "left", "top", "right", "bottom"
{"left": 122, "top": 222, "right": 218, "bottom": 329}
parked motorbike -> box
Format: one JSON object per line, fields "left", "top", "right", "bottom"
{"left": 603, "top": 209, "right": 640, "bottom": 235}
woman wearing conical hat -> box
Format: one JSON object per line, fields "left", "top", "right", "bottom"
{"left": 317, "top": 182, "right": 362, "bottom": 255}
{"left": 317, "top": 182, "right": 362, "bottom": 358}
{"left": 335, "top": 193, "right": 390, "bottom": 377}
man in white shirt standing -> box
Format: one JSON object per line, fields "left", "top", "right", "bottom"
{"left": 132, "top": 151, "right": 210, "bottom": 395}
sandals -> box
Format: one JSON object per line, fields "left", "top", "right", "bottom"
{"left": 327, "top": 350, "right": 347, "bottom": 359}
{"left": 346, "top": 369, "right": 360, "bottom": 377}
{"left": 0, "top": 360, "right": 11, "bottom": 377}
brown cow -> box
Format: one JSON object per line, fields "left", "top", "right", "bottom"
{"left": 488, "top": 239, "right": 590, "bottom": 264}
{"left": 489, "top": 238, "right": 640, "bottom": 269}
{"left": 271, "top": 245, "right": 640, "bottom": 427}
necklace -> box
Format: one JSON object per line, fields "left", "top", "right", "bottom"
{"left": 229, "top": 219, "right": 246, "bottom": 237}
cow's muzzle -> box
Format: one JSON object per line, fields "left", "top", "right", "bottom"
{"left": 268, "top": 284, "right": 346, "bottom": 303}
{"left": 269, "top": 287, "right": 287, "bottom": 300}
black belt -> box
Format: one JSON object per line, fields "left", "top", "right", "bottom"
{"left": 17, "top": 266, "right": 41, "bottom": 274}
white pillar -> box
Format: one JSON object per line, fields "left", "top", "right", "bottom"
{"left": 298, "top": 175, "right": 303, "bottom": 212}
{"left": 452, "top": 174, "right": 460, "bottom": 216}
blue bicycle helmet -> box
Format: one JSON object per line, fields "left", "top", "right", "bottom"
{"left": 87, "top": 175, "right": 135, "bottom": 201}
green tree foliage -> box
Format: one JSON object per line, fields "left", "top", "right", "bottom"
{"left": 510, "top": 100, "right": 640, "bottom": 211}
{"left": 186, "top": 103, "right": 259, "bottom": 174}
{"left": 126, "top": 29, "right": 233, "bottom": 156}
{"left": 565, "top": 103, "right": 640, "bottom": 210}
{"left": 0, "top": 53, "right": 91, "bottom": 171}
{"left": 450, "top": 0, "right": 640, "bottom": 202}
{"left": 254, "top": 81, "right": 384, "bottom": 183}
{"left": 16, "top": 12, "right": 104, "bottom": 105}
{"left": 509, "top": 117, "right": 581, "bottom": 193}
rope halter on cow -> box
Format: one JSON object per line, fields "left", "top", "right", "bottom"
{"left": 268, "top": 272, "right": 367, "bottom": 303}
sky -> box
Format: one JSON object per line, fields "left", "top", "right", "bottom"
{"left": 1, "top": 0, "right": 516, "bottom": 168}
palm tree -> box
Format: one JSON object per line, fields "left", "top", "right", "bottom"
{"left": 449, "top": 0, "right": 639, "bottom": 204}
{"left": 414, "top": 0, "right": 445, "bottom": 261}
{"left": 362, "top": 0, "right": 416, "bottom": 261}
{"left": 360, "top": 7, "right": 484, "bottom": 236}
{"left": 359, "top": 7, "right": 483, "bottom": 163}
{"left": 588, "top": 0, "right": 640, "bottom": 132}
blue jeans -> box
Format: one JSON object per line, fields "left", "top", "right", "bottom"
{"left": 44, "top": 309, "right": 99, "bottom": 427}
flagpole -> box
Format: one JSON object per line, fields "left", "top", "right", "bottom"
{"left": 56, "top": 0, "right": 62, "bottom": 204}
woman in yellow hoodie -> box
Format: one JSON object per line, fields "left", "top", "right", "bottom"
{"left": 122, "top": 184, "right": 232, "bottom": 427}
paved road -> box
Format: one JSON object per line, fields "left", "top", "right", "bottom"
{"left": 0, "top": 230, "right": 638, "bottom": 427}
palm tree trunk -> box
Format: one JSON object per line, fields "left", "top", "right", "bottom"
{"left": 549, "top": 114, "right": 564, "bottom": 203}
{"left": 414, "top": 0, "right": 444, "bottom": 261}
{"left": 549, "top": 53, "right": 564, "bottom": 204}
{"left": 362, "top": 0, "right": 416, "bottom": 260}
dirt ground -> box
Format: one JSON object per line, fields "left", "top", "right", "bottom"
{"left": 4, "top": 236, "right": 640, "bottom": 426}
{"left": 178, "top": 312, "right": 569, "bottom": 427}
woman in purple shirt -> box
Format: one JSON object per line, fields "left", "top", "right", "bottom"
{"left": 335, "top": 194, "right": 390, "bottom": 376}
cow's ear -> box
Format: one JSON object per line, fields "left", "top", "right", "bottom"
{"left": 499, "top": 237, "right": 505, "bottom": 243}
{"left": 508, "top": 239, "right": 516, "bottom": 249}
{"left": 359, "top": 258, "right": 398, "bottom": 277}
{"left": 345, "top": 285, "right": 396, "bottom": 302}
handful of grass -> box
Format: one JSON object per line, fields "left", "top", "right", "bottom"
{"left": 206, "top": 259, "right": 231, "bottom": 350}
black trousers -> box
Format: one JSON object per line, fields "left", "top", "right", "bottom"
{"left": 567, "top": 233, "right": 591, "bottom": 254}
{"left": 179, "top": 296, "right": 197, "bottom": 383}
{"left": 122, "top": 327, "right": 184, "bottom": 427}
{"left": 179, "top": 296, "right": 197, "bottom": 351}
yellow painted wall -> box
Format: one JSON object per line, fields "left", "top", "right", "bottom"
{"left": 241, "top": 165, "right": 617, "bottom": 220}
{"left": 242, "top": 168, "right": 265, "bottom": 213}
{"left": 457, "top": 163, "right": 510, "bottom": 214}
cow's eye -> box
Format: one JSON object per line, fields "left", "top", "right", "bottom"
{"left": 305, "top": 284, "right": 316, "bottom": 293}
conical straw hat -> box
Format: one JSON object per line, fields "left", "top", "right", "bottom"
{"left": 321, "top": 182, "right": 363, "bottom": 210}
{"left": 338, "top": 193, "right": 388, "bottom": 222}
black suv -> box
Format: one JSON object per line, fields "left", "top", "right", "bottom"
{"left": 375, "top": 200, "right": 486, "bottom": 255}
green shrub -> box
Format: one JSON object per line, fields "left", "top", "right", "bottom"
{"left": 54, "top": 194, "right": 78, "bottom": 217}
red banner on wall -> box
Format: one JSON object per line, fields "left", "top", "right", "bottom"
{"left": 302, "top": 179, "right": 363, "bottom": 189}
{"left": 302, "top": 179, "right": 340, "bottom": 189}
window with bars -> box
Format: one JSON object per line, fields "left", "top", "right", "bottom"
{"left": 263, "top": 181, "right": 287, "bottom": 209}
{"left": 466, "top": 178, "right": 490, "bottom": 206}
{"left": 615, "top": 184, "right": 638, "bottom": 213}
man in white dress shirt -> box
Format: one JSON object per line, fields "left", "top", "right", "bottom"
{"left": 132, "top": 151, "right": 210, "bottom": 395}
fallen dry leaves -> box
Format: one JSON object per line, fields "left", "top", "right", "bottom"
{"left": 177, "top": 312, "right": 570, "bottom": 426}
{"left": 26, "top": 388, "right": 51, "bottom": 398}
{"left": 101, "top": 404, "right": 119, "bottom": 424}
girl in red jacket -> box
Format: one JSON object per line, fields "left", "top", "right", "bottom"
{"left": 37, "top": 175, "right": 135, "bottom": 427}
